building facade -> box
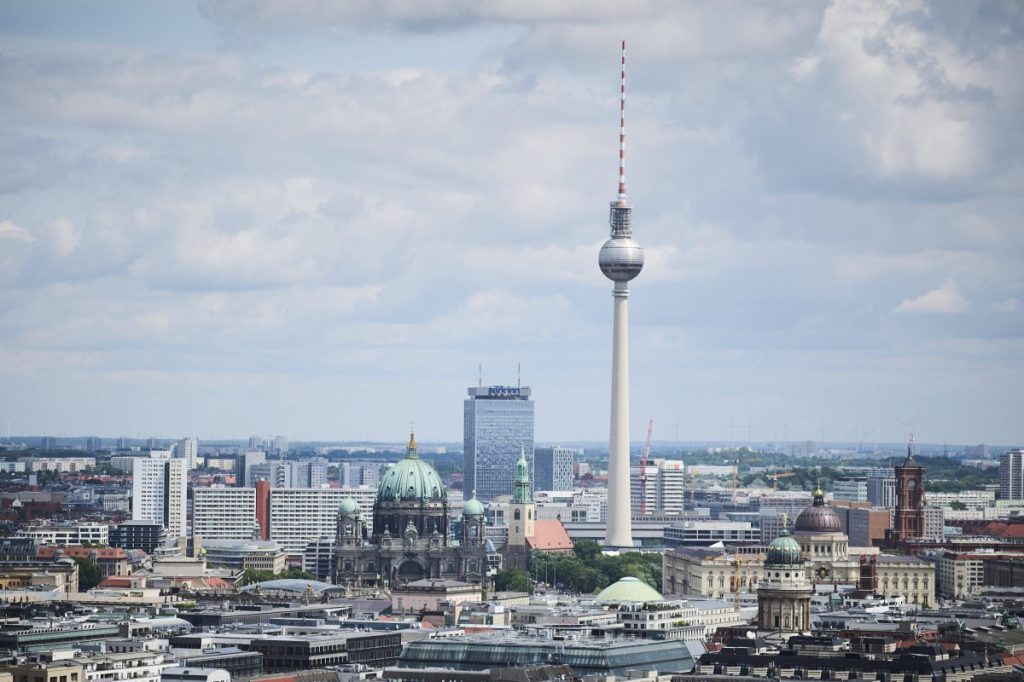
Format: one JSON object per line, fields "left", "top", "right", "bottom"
{"left": 131, "top": 457, "right": 187, "bottom": 539}
{"left": 534, "top": 446, "right": 575, "bottom": 491}
{"left": 889, "top": 443, "right": 925, "bottom": 542}
{"left": 1000, "top": 449, "right": 1023, "bottom": 501}
{"left": 757, "top": 527, "right": 812, "bottom": 634}
{"left": 463, "top": 385, "right": 534, "bottom": 502}
{"left": 193, "top": 487, "right": 256, "bottom": 542}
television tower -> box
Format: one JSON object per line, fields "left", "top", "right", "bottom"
{"left": 599, "top": 40, "right": 644, "bottom": 549}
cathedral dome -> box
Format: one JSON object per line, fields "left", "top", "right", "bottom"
{"left": 376, "top": 431, "right": 447, "bottom": 503}
{"left": 463, "top": 497, "right": 485, "bottom": 517}
{"left": 338, "top": 497, "right": 360, "bottom": 515}
{"left": 794, "top": 486, "right": 842, "bottom": 533}
{"left": 766, "top": 530, "right": 803, "bottom": 566}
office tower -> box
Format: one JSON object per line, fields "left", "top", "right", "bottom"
{"left": 341, "top": 461, "right": 381, "bottom": 488}
{"left": 833, "top": 477, "right": 868, "bottom": 502}
{"left": 176, "top": 436, "right": 199, "bottom": 469}
{"left": 291, "top": 460, "right": 328, "bottom": 488}
{"left": 248, "top": 435, "right": 262, "bottom": 449}
{"left": 116, "top": 437, "right": 128, "bottom": 450}
{"left": 888, "top": 437, "right": 925, "bottom": 542}
{"left": 272, "top": 435, "right": 289, "bottom": 456}
{"left": 131, "top": 457, "right": 187, "bottom": 539}
{"left": 867, "top": 468, "right": 896, "bottom": 507}
{"left": 463, "top": 385, "right": 535, "bottom": 502}
{"left": 40, "top": 436, "right": 57, "bottom": 451}
{"left": 146, "top": 437, "right": 158, "bottom": 449}
{"left": 249, "top": 461, "right": 293, "bottom": 488}
{"left": 657, "top": 460, "right": 686, "bottom": 513}
{"left": 630, "top": 464, "right": 658, "bottom": 515}
{"left": 85, "top": 437, "right": 102, "bottom": 452}
{"left": 192, "top": 487, "right": 256, "bottom": 542}
{"left": 534, "top": 446, "right": 576, "bottom": 491}
{"left": 110, "top": 521, "right": 167, "bottom": 554}
{"left": 237, "top": 449, "right": 266, "bottom": 487}
{"left": 598, "top": 42, "right": 644, "bottom": 548}
{"left": 1000, "top": 449, "right": 1024, "bottom": 500}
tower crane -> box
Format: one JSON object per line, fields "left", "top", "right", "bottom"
{"left": 639, "top": 419, "right": 653, "bottom": 515}
{"left": 767, "top": 472, "right": 796, "bottom": 492}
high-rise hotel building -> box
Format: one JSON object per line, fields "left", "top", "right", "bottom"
{"left": 464, "top": 385, "right": 534, "bottom": 502}
{"left": 1001, "top": 449, "right": 1024, "bottom": 501}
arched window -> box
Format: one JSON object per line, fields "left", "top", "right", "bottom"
{"left": 528, "top": 509, "right": 532, "bottom": 520}
{"left": 514, "top": 509, "right": 521, "bottom": 520}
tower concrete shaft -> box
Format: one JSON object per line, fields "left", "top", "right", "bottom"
{"left": 607, "top": 280, "right": 633, "bottom": 547}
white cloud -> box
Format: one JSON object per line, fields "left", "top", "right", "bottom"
{"left": 0, "top": 219, "right": 35, "bottom": 243}
{"left": 893, "top": 279, "right": 969, "bottom": 314}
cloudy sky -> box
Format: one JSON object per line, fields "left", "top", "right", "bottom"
{"left": 1, "top": 1, "right": 1021, "bottom": 445}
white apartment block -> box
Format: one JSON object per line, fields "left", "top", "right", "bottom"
{"left": 176, "top": 436, "right": 199, "bottom": 469}
{"left": 132, "top": 458, "right": 187, "bottom": 539}
{"left": 0, "top": 461, "right": 26, "bottom": 473}
{"left": 833, "top": 478, "right": 868, "bottom": 502}
{"left": 926, "top": 489, "right": 996, "bottom": 509}
{"left": 193, "top": 487, "right": 256, "bottom": 542}
{"left": 1000, "top": 449, "right": 1023, "bottom": 501}
{"left": 17, "top": 522, "right": 109, "bottom": 546}
{"left": 21, "top": 457, "right": 95, "bottom": 473}
{"left": 269, "top": 488, "right": 350, "bottom": 556}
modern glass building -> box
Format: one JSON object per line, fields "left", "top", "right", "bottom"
{"left": 534, "top": 446, "right": 576, "bottom": 491}
{"left": 395, "top": 635, "right": 694, "bottom": 676}
{"left": 464, "top": 385, "right": 534, "bottom": 502}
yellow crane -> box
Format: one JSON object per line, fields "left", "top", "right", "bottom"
{"left": 767, "top": 471, "right": 796, "bottom": 492}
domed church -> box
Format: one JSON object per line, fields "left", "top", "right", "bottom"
{"left": 334, "top": 431, "right": 490, "bottom": 588}
{"left": 791, "top": 486, "right": 859, "bottom": 584}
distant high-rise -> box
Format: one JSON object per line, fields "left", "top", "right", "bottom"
{"left": 237, "top": 449, "right": 266, "bottom": 487}
{"left": 1001, "top": 449, "right": 1024, "bottom": 500}
{"left": 464, "top": 385, "right": 534, "bottom": 502}
{"left": 867, "top": 468, "right": 896, "bottom": 507}
{"left": 39, "top": 436, "right": 57, "bottom": 451}
{"left": 598, "top": 41, "right": 644, "bottom": 548}
{"left": 341, "top": 461, "right": 381, "bottom": 488}
{"left": 176, "top": 436, "right": 199, "bottom": 469}
{"left": 132, "top": 457, "right": 187, "bottom": 540}
{"left": 534, "top": 446, "right": 576, "bottom": 491}
{"left": 85, "top": 436, "right": 102, "bottom": 452}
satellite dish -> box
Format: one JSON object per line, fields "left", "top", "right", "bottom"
{"left": 746, "top": 631, "right": 756, "bottom": 639}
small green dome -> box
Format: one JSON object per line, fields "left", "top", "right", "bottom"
{"left": 463, "top": 497, "right": 485, "bottom": 516}
{"left": 338, "top": 497, "right": 359, "bottom": 514}
{"left": 594, "top": 576, "right": 663, "bottom": 604}
{"left": 376, "top": 430, "right": 447, "bottom": 503}
{"left": 766, "top": 531, "right": 803, "bottom": 566}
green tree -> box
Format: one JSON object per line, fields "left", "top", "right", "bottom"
{"left": 493, "top": 569, "right": 531, "bottom": 593}
{"left": 241, "top": 569, "right": 276, "bottom": 585}
{"left": 72, "top": 557, "right": 102, "bottom": 591}
{"left": 280, "top": 568, "right": 317, "bottom": 580}
{"left": 949, "top": 501, "right": 967, "bottom": 510}
{"left": 573, "top": 539, "right": 602, "bottom": 563}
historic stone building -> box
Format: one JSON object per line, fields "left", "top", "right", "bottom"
{"left": 663, "top": 486, "right": 934, "bottom": 607}
{"left": 757, "top": 522, "right": 812, "bottom": 634}
{"left": 334, "top": 431, "right": 489, "bottom": 587}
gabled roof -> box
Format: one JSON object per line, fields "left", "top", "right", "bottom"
{"left": 527, "top": 519, "right": 574, "bottom": 551}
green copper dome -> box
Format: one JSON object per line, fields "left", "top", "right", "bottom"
{"left": 463, "top": 497, "right": 485, "bottom": 517}
{"left": 338, "top": 497, "right": 360, "bottom": 515}
{"left": 766, "top": 530, "right": 803, "bottom": 566}
{"left": 376, "top": 430, "right": 447, "bottom": 503}
{"left": 594, "top": 576, "right": 663, "bottom": 604}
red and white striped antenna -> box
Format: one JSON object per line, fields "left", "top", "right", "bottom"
{"left": 617, "top": 39, "right": 628, "bottom": 204}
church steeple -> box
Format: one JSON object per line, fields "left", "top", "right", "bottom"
{"left": 512, "top": 444, "right": 531, "bottom": 504}
{"left": 406, "top": 425, "right": 418, "bottom": 460}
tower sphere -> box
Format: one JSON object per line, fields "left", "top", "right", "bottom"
{"left": 599, "top": 236, "right": 644, "bottom": 282}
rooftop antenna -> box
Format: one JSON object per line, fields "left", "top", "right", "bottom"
{"left": 478, "top": 363, "right": 482, "bottom": 387}
{"left": 617, "top": 39, "right": 627, "bottom": 204}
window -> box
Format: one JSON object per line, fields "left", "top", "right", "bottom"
{"left": 514, "top": 509, "right": 521, "bottom": 520}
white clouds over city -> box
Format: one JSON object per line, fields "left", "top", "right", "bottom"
{"left": 0, "top": 0, "right": 1021, "bottom": 443}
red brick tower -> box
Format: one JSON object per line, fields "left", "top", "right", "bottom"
{"left": 890, "top": 435, "right": 925, "bottom": 541}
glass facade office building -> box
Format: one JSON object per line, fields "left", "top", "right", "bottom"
{"left": 464, "top": 385, "right": 534, "bottom": 502}
{"left": 534, "top": 446, "right": 576, "bottom": 491}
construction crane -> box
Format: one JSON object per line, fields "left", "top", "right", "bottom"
{"left": 639, "top": 419, "right": 654, "bottom": 515}
{"left": 767, "top": 472, "right": 796, "bottom": 492}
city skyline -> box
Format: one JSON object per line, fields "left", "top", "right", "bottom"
{"left": 1, "top": 2, "right": 1022, "bottom": 444}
